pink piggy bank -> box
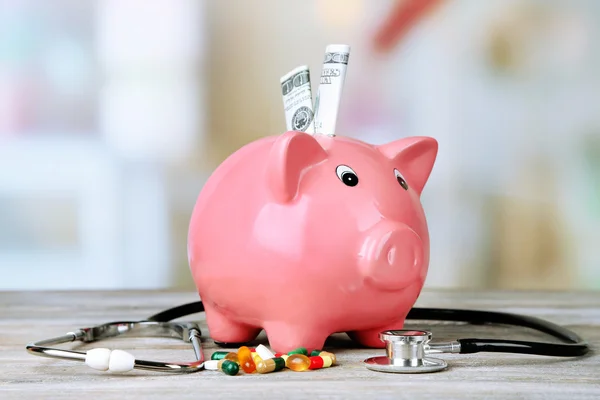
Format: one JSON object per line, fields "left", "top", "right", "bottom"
{"left": 188, "top": 131, "right": 437, "bottom": 353}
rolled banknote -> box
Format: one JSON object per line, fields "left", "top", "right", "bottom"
{"left": 280, "top": 65, "right": 315, "bottom": 134}
{"left": 313, "top": 44, "right": 350, "bottom": 136}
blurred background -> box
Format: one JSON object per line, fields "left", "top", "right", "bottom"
{"left": 1, "top": 0, "right": 599, "bottom": 291}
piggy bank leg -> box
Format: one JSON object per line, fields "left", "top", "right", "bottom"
{"left": 263, "top": 322, "right": 329, "bottom": 354}
{"left": 204, "top": 302, "right": 261, "bottom": 344}
{"left": 347, "top": 318, "right": 408, "bottom": 348}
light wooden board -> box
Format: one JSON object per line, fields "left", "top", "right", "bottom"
{"left": 1, "top": 290, "right": 598, "bottom": 399}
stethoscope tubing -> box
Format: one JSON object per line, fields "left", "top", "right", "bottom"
{"left": 406, "top": 308, "right": 589, "bottom": 357}
{"left": 147, "top": 301, "right": 589, "bottom": 357}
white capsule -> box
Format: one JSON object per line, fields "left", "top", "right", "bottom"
{"left": 255, "top": 344, "right": 275, "bottom": 360}
{"left": 204, "top": 360, "right": 219, "bottom": 370}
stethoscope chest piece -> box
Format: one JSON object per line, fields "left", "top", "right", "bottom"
{"left": 364, "top": 330, "right": 448, "bottom": 373}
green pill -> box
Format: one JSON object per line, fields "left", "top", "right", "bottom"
{"left": 273, "top": 357, "right": 286, "bottom": 371}
{"left": 288, "top": 347, "right": 308, "bottom": 356}
{"left": 211, "top": 351, "right": 229, "bottom": 360}
{"left": 310, "top": 349, "right": 322, "bottom": 357}
{"left": 221, "top": 360, "right": 239, "bottom": 376}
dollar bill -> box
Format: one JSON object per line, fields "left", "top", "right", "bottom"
{"left": 280, "top": 65, "right": 315, "bottom": 134}
{"left": 314, "top": 44, "right": 350, "bottom": 136}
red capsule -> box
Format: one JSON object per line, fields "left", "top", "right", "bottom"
{"left": 308, "top": 356, "right": 324, "bottom": 369}
{"left": 275, "top": 352, "right": 284, "bottom": 357}
{"left": 250, "top": 348, "right": 256, "bottom": 352}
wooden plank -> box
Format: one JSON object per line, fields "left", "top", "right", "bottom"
{"left": 1, "top": 290, "right": 598, "bottom": 399}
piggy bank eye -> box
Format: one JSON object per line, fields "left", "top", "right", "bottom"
{"left": 394, "top": 169, "right": 408, "bottom": 190}
{"left": 336, "top": 165, "right": 359, "bottom": 187}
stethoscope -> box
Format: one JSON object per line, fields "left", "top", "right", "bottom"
{"left": 26, "top": 301, "right": 590, "bottom": 374}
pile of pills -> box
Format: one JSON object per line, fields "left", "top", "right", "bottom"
{"left": 204, "top": 345, "right": 337, "bottom": 376}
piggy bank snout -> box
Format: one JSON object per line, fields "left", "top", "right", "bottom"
{"left": 358, "top": 222, "right": 424, "bottom": 291}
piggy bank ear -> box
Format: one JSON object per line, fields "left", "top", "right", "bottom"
{"left": 378, "top": 136, "right": 438, "bottom": 195}
{"left": 266, "top": 131, "right": 328, "bottom": 203}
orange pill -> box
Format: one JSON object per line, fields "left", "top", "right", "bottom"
{"left": 237, "top": 346, "right": 256, "bottom": 373}
{"left": 285, "top": 354, "right": 311, "bottom": 372}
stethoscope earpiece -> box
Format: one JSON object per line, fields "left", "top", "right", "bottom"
{"left": 26, "top": 321, "right": 204, "bottom": 373}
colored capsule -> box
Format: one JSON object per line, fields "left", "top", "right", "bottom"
{"left": 274, "top": 352, "right": 284, "bottom": 357}
{"left": 320, "top": 351, "right": 337, "bottom": 365}
{"left": 218, "top": 359, "right": 240, "bottom": 376}
{"left": 288, "top": 347, "right": 308, "bottom": 356}
{"left": 256, "top": 357, "right": 285, "bottom": 374}
{"left": 281, "top": 354, "right": 289, "bottom": 363}
{"left": 310, "top": 349, "right": 322, "bottom": 357}
{"left": 321, "top": 355, "right": 332, "bottom": 368}
{"left": 285, "top": 354, "right": 311, "bottom": 372}
{"left": 211, "top": 351, "right": 229, "bottom": 360}
{"left": 237, "top": 346, "right": 256, "bottom": 373}
{"left": 250, "top": 348, "right": 256, "bottom": 352}
{"left": 251, "top": 352, "right": 262, "bottom": 365}
{"left": 308, "top": 356, "right": 324, "bottom": 370}
{"left": 224, "top": 352, "right": 239, "bottom": 363}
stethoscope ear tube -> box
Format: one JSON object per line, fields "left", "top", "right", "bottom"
{"left": 407, "top": 308, "right": 589, "bottom": 357}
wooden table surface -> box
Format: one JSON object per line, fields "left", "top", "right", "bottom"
{"left": 1, "top": 289, "right": 598, "bottom": 399}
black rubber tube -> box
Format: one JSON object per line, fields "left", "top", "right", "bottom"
{"left": 147, "top": 301, "right": 204, "bottom": 322}
{"left": 406, "top": 307, "right": 589, "bottom": 357}
{"left": 147, "top": 301, "right": 590, "bottom": 357}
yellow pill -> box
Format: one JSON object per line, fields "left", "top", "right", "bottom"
{"left": 286, "top": 354, "right": 311, "bottom": 372}
{"left": 321, "top": 355, "right": 332, "bottom": 368}
{"left": 251, "top": 352, "right": 262, "bottom": 364}
{"left": 320, "top": 351, "right": 336, "bottom": 365}
{"left": 224, "top": 352, "right": 239, "bottom": 363}
{"left": 256, "top": 357, "right": 285, "bottom": 374}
